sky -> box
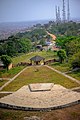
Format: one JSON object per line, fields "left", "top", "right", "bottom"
{"left": 0, "top": 0, "right": 80, "bottom": 23}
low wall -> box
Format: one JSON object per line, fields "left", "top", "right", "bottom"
{"left": 0, "top": 100, "right": 80, "bottom": 111}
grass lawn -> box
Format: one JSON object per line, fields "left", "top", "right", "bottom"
{"left": 0, "top": 51, "right": 56, "bottom": 79}
{"left": 0, "top": 80, "right": 9, "bottom": 87}
{"left": 50, "top": 62, "right": 70, "bottom": 72}
{"left": 0, "top": 104, "right": 80, "bottom": 120}
{"left": 67, "top": 70, "right": 80, "bottom": 81}
{"left": 12, "top": 51, "right": 57, "bottom": 64}
{"left": 50, "top": 62, "right": 80, "bottom": 81}
{"left": 0, "top": 66, "right": 25, "bottom": 78}
{"left": 2, "top": 66, "right": 79, "bottom": 91}
{"left": 12, "top": 51, "right": 80, "bottom": 81}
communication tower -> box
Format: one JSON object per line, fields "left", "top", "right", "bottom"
{"left": 62, "top": 0, "right": 66, "bottom": 23}
{"left": 67, "top": 0, "right": 70, "bottom": 22}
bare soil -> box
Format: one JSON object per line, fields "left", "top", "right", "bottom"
{"left": 0, "top": 104, "right": 80, "bottom": 120}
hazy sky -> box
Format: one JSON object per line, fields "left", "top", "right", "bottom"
{"left": 0, "top": 0, "right": 80, "bottom": 23}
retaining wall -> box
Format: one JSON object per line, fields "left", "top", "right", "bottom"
{"left": 0, "top": 100, "right": 80, "bottom": 111}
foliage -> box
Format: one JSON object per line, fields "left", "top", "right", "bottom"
{"left": 16, "top": 28, "right": 46, "bottom": 42}
{"left": 1, "top": 55, "right": 12, "bottom": 70}
{"left": 56, "top": 36, "right": 80, "bottom": 56}
{"left": 0, "top": 36, "right": 32, "bottom": 57}
{"left": 39, "top": 39, "right": 46, "bottom": 46}
{"left": 48, "top": 22, "right": 80, "bottom": 36}
{"left": 71, "top": 52, "right": 80, "bottom": 69}
{"left": 0, "top": 66, "right": 24, "bottom": 78}
{"left": 57, "top": 49, "right": 67, "bottom": 63}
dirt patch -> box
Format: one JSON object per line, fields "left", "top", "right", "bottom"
{"left": 0, "top": 104, "right": 80, "bottom": 120}
{"left": 42, "top": 104, "right": 80, "bottom": 120}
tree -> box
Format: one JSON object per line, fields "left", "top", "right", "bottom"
{"left": 65, "top": 39, "right": 80, "bottom": 56}
{"left": 19, "top": 38, "right": 32, "bottom": 53}
{"left": 57, "top": 49, "right": 66, "bottom": 63}
{"left": 1, "top": 55, "right": 12, "bottom": 70}
{"left": 39, "top": 39, "right": 46, "bottom": 46}
{"left": 71, "top": 52, "right": 80, "bottom": 69}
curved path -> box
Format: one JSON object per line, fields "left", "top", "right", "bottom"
{"left": 46, "top": 31, "right": 56, "bottom": 40}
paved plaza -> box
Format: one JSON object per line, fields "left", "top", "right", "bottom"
{"left": 0, "top": 83, "right": 80, "bottom": 110}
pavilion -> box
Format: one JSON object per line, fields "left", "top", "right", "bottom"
{"left": 30, "top": 55, "right": 45, "bottom": 65}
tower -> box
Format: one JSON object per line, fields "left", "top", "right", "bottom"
{"left": 62, "top": 0, "right": 66, "bottom": 23}
{"left": 55, "top": 6, "right": 61, "bottom": 24}
{"left": 55, "top": 6, "right": 58, "bottom": 23}
{"left": 67, "top": 0, "right": 70, "bottom": 22}
{"left": 58, "top": 6, "right": 61, "bottom": 23}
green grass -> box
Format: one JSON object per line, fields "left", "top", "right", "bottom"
{"left": 50, "top": 62, "right": 80, "bottom": 81}
{"left": 12, "top": 51, "right": 57, "bottom": 64}
{"left": 2, "top": 66, "right": 79, "bottom": 91}
{"left": 0, "top": 66, "right": 25, "bottom": 78}
{"left": 50, "top": 62, "right": 70, "bottom": 72}
{"left": 0, "top": 80, "right": 9, "bottom": 87}
{"left": 67, "top": 70, "right": 80, "bottom": 81}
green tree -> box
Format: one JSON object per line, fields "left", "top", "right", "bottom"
{"left": 65, "top": 39, "right": 80, "bottom": 56}
{"left": 57, "top": 49, "right": 67, "bottom": 63}
{"left": 1, "top": 55, "right": 12, "bottom": 70}
{"left": 19, "top": 38, "right": 32, "bottom": 53}
{"left": 71, "top": 52, "right": 80, "bottom": 69}
{"left": 39, "top": 39, "right": 46, "bottom": 46}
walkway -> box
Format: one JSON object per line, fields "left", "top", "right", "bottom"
{"left": 0, "top": 67, "right": 30, "bottom": 91}
{"left": 46, "top": 31, "right": 56, "bottom": 40}
{"left": 0, "top": 84, "right": 80, "bottom": 111}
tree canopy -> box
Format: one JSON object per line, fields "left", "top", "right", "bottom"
{"left": 1, "top": 55, "right": 12, "bottom": 70}
{"left": 57, "top": 49, "right": 67, "bottom": 63}
{"left": 0, "top": 36, "right": 32, "bottom": 57}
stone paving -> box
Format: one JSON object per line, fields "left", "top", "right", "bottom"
{"left": 29, "top": 83, "right": 53, "bottom": 92}
{"left": 0, "top": 83, "right": 80, "bottom": 110}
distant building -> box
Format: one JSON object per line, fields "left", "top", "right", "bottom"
{"left": 45, "top": 41, "right": 52, "bottom": 46}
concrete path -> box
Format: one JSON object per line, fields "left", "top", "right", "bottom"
{"left": 0, "top": 67, "right": 30, "bottom": 91}
{"left": 45, "top": 65, "right": 80, "bottom": 85}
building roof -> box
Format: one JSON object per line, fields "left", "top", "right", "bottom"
{"left": 30, "top": 55, "right": 45, "bottom": 62}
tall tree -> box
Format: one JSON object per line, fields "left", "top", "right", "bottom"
{"left": 1, "top": 55, "right": 12, "bottom": 70}
{"left": 57, "top": 49, "right": 66, "bottom": 63}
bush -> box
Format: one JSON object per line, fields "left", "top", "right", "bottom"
{"left": 71, "top": 52, "right": 80, "bottom": 69}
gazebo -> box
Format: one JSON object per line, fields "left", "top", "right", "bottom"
{"left": 30, "top": 55, "right": 45, "bottom": 65}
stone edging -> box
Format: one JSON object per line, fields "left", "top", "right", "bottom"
{"left": 0, "top": 100, "right": 80, "bottom": 111}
